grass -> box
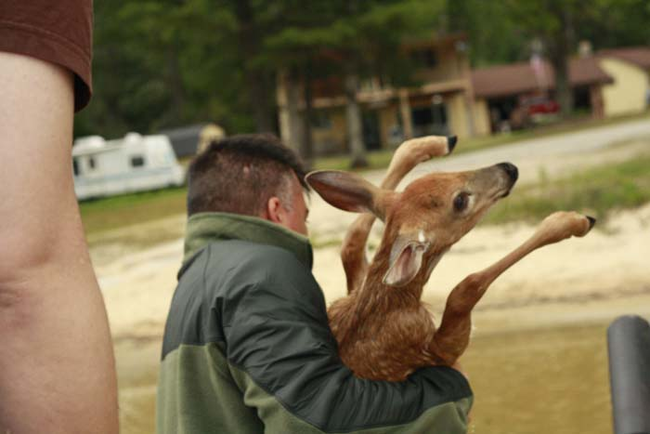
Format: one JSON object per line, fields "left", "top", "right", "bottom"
{"left": 80, "top": 187, "right": 187, "bottom": 235}
{"left": 310, "top": 152, "right": 650, "bottom": 249}
{"left": 483, "top": 152, "right": 650, "bottom": 226}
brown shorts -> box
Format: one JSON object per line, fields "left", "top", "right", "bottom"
{"left": 0, "top": 0, "right": 93, "bottom": 112}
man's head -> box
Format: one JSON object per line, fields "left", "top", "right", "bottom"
{"left": 187, "top": 134, "right": 310, "bottom": 235}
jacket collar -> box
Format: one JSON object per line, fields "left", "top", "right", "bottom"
{"left": 182, "top": 212, "right": 313, "bottom": 270}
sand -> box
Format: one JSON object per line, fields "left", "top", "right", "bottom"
{"left": 99, "top": 201, "right": 650, "bottom": 340}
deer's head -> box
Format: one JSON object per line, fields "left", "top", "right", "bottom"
{"left": 306, "top": 163, "right": 518, "bottom": 287}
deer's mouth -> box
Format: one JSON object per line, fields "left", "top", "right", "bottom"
{"left": 489, "top": 184, "right": 515, "bottom": 201}
{"left": 498, "top": 176, "right": 518, "bottom": 199}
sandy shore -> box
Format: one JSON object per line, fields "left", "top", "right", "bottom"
{"left": 100, "top": 201, "right": 650, "bottom": 342}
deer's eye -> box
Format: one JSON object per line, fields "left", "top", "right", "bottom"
{"left": 453, "top": 192, "right": 470, "bottom": 212}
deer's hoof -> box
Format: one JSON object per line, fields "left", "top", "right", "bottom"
{"left": 447, "top": 136, "right": 458, "bottom": 154}
{"left": 587, "top": 216, "right": 597, "bottom": 230}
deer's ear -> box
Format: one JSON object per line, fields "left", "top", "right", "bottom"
{"left": 306, "top": 170, "right": 391, "bottom": 219}
{"left": 383, "top": 234, "right": 431, "bottom": 287}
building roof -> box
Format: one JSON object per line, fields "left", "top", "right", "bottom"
{"left": 307, "top": 33, "right": 468, "bottom": 101}
{"left": 599, "top": 47, "right": 650, "bottom": 69}
{"left": 159, "top": 124, "right": 208, "bottom": 158}
{"left": 471, "top": 57, "right": 613, "bottom": 99}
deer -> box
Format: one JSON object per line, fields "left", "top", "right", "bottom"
{"left": 306, "top": 135, "right": 595, "bottom": 382}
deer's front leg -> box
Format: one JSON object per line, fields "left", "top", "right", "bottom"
{"left": 341, "top": 214, "right": 375, "bottom": 292}
{"left": 341, "top": 136, "right": 456, "bottom": 294}
{"left": 430, "top": 211, "right": 596, "bottom": 365}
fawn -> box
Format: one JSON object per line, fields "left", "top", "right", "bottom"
{"left": 306, "top": 136, "right": 595, "bottom": 381}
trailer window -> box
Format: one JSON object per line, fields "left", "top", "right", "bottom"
{"left": 89, "top": 157, "right": 97, "bottom": 170}
{"left": 73, "top": 158, "right": 80, "bottom": 176}
{"left": 131, "top": 156, "right": 145, "bottom": 168}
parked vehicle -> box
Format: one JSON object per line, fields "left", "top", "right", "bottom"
{"left": 72, "top": 133, "right": 185, "bottom": 200}
{"left": 524, "top": 96, "right": 560, "bottom": 116}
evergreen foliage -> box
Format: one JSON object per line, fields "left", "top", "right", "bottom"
{"left": 77, "top": 1, "right": 650, "bottom": 145}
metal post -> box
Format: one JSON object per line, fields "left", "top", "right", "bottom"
{"left": 608, "top": 315, "right": 650, "bottom": 434}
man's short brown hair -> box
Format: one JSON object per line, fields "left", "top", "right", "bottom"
{"left": 187, "top": 134, "right": 308, "bottom": 217}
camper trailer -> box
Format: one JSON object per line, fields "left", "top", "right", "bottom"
{"left": 72, "top": 133, "right": 185, "bottom": 200}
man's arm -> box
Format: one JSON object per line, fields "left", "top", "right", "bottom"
{"left": 220, "top": 247, "right": 472, "bottom": 433}
{"left": 0, "top": 52, "right": 118, "bottom": 433}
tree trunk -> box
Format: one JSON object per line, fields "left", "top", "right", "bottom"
{"left": 551, "top": 50, "right": 573, "bottom": 118}
{"left": 549, "top": 1, "right": 575, "bottom": 118}
{"left": 344, "top": 72, "right": 368, "bottom": 168}
{"left": 165, "top": 47, "right": 186, "bottom": 126}
{"left": 247, "top": 72, "right": 275, "bottom": 133}
{"left": 285, "top": 68, "right": 304, "bottom": 154}
{"left": 235, "top": 0, "right": 275, "bottom": 133}
{"left": 301, "top": 64, "right": 314, "bottom": 166}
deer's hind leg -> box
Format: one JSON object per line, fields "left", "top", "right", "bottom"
{"left": 340, "top": 135, "right": 456, "bottom": 294}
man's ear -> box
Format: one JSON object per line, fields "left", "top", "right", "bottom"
{"left": 265, "top": 196, "right": 284, "bottom": 225}
{"left": 306, "top": 170, "right": 393, "bottom": 220}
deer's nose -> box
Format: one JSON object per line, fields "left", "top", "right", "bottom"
{"left": 497, "top": 162, "right": 519, "bottom": 182}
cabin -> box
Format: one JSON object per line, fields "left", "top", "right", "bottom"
{"left": 276, "top": 42, "right": 649, "bottom": 153}
{"left": 72, "top": 133, "right": 185, "bottom": 200}
{"left": 598, "top": 47, "right": 650, "bottom": 117}
{"left": 276, "top": 34, "right": 476, "bottom": 156}
{"left": 471, "top": 57, "right": 613, "bottom": 134}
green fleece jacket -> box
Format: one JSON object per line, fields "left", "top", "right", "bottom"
{"left": 157, "top": 212, "right": 472, "bottom": 433}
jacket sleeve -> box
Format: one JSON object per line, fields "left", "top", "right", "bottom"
{"left": 217, "top": 246, "right": 473, "bottom": 434}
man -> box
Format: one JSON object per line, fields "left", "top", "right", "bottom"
{"left": 157, "top": 134, "right": 472, "bottom": 433}
{"left": 0, "top": 1, "right": 119, "bottom": 433}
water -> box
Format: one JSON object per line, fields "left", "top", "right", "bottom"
{"left": 117, "top": 323, "right": 612, "bottom": 434}
{"left": 463, "top": 324, "right": 612, "bottom": 434}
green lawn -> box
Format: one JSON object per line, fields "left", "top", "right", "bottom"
{"left": 80, "top": 187, "right": 187, "bottom": 235}
{"left": 483, "top": 151, "right": 650, "bottom": 226}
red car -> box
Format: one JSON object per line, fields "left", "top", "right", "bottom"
{"left": 525, "top": 96, "right": 560, "bottom": 116}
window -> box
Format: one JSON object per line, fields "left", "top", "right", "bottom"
{"left": 88, "top": 157, "right": 97, "bottom": 170}
{"left": 411, "top": 103, "right": 448, "bottom": 136}
{"left": 411, "top": 48, "right": 438, "bottom": 68}
{"left": 311, "top": 112, "right": 332, "bottom": 130}
{"left": 131, "top": 156, "right": 145, "bottom": 168}
{"left": 360, "top": 77, "right": 382, "bottom": 92}
{"left": 73, "top": 158, "right": 80, "bottom": 176}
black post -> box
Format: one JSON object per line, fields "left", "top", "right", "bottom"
{"left": 607, "top": 315, "right": 650, "bottom": 434}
